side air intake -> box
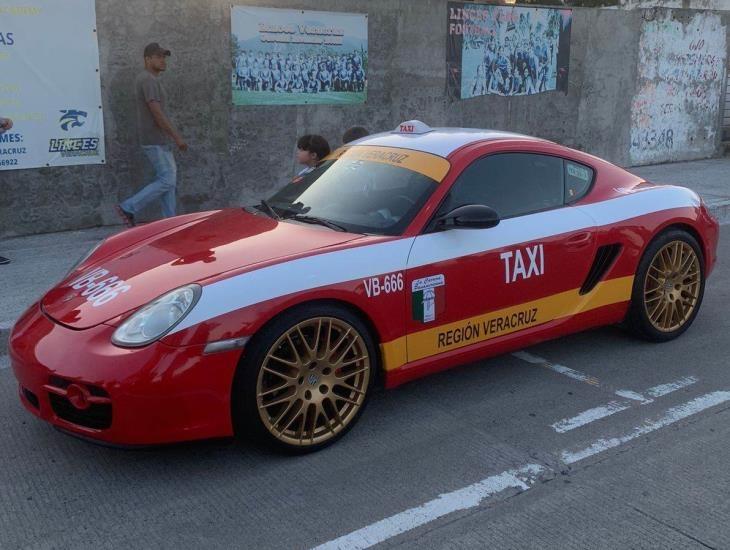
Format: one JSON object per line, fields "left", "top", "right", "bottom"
{"left": 579, "top": 244, "right": 622, "bottom": 295}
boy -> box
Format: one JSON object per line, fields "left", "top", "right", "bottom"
{"left": 295, "top": 134, "right": 330, "bottom": 180}
{"left": 342, "top": 126, "right": 369, "bottom": 144}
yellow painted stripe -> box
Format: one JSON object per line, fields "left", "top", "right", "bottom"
{"left": 325, "top": 145, "right": 451, "bottom": 182}
{"left": 381, "top": 276, "right": 634, "bottom": 371}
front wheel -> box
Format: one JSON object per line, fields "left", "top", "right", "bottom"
{"left": 232, "top": 304, "right": 376, "bottom": 453}
{"left": 625, "top": 229, "right": 705, "bottom": 342}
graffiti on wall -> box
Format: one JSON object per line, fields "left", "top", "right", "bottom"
{"left": 630, "top": 12, "right": 726, "bottom": 165}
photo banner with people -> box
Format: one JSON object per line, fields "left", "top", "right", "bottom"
{"left": 447, "top": 2, "right": 572, "bottom": 100}
{"left": 0, "top": 0, "right": 105, "bottom": 171}
{"left": 231, "top": 6, "right": 368, "bottom": 106}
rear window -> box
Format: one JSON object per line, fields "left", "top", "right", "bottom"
{"left": 565, "top": 160, "right": 594, "bottom": 203}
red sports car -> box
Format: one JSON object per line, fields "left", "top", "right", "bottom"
{"left": 10, "top": 121, "right": 719, "bottom": 451}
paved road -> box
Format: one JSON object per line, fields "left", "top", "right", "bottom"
{"left": 1, "top": 228, "right": 729, "bottom": 549}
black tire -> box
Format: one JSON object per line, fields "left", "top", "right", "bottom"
{"left": 625, "top": 228, "right": 705, "bottom": 342}
{"left": 232, "top": 303, "right": 377, "bottom": 454}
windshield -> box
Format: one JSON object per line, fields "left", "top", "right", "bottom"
{"left": 266, "top": 146, "right": 451, "bottom": 236}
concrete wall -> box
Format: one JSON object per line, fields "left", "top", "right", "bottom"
{"left": 630, "top": 10, "right": 727, "bottom": 165}
{"left": 620, "top": 0, "right": 730, "bottom": 10}
{"left": 0, "top": 1, "right": 728, "bottom": 238}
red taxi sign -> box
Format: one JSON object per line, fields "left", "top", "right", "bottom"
{"left": 392, "top": 120, "right": 433, "bottom": 135}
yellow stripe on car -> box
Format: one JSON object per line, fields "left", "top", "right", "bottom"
{"left": 326, "top": 145, "right": 451, "bottom": 182}
{"left": 381, "top": 276, "right": 634, "bottom": 371}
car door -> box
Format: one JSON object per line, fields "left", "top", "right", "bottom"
{"left": 404, "top": 152, "right": 598, "bottom": 366}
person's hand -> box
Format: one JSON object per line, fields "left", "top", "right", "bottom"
{"left": 0, "top": 118, "right": 13, "bottom": 134}
{"left": 175, "top": 137, "right": 188, "bottom": 152}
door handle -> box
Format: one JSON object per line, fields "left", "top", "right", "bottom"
{"left": 566, "top": 232, "right": 592, "bottom": 248}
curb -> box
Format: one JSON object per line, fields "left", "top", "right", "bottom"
{"left": 707, "top": 200, "right": 730, "bottom": 226}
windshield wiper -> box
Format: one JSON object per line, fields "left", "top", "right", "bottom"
{"left": 288, "top": 214, "right": 348, "bottom": 232}
{"left": 257, "top": 199, "right": 281, "bottom": 220}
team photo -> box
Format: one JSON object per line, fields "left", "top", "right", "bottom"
{"left": 231, "top": 6, "right": 368, "bottom": 105}
{"left": 449, "top": 4, "right": 572, "bottom": 99}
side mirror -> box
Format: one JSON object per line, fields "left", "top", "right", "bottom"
{"left": 436, "top": 204, "right": 500, "bottom": 230}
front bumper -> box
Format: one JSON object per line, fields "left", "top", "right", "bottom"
{"left": 9, "top": 303, "right": 241, "bottom": 445}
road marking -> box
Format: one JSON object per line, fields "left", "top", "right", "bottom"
{"left": 646, "top": 375, "right": 698, "bottom": 398}
{"left": 551, "top": 401, "right": 631, "bottom": 433}
{"left": 614, "top": 389, "right": 651, "bottom": 403}
{"left": 562, "top": 391, "right": 730, "bottom": 464}
{"left": 311, "top": 464, "right": 546, "bottom": 550}
{"left": 552, "top": 376, "right": 701, "bottom": 433}
{"left": 314, "top": 390, "right": 729, "bottom": 549}
{"left": 0, "top": 355, "right": 9, "bottom": 371}
{"left": 615, "top": 376, "right": 699, "bottom": 404}
{"left": 512, "top": 351, "right": 601, "bottom": 386}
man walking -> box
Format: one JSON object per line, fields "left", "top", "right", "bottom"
{"left": 117, "top": 43, "right": 187, "bottom": 227}
{"left": 0, "top": 116, "right": 13, "bottom": 265}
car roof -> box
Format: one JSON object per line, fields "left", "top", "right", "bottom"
{"left": 349, "top": 127, "right": 552, "bottom": 158}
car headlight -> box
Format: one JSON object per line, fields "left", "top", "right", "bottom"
{"left": 66, "top": 241, "right": 103, "bottom": 278}
{"left": 112, "top": 284, "right": 201, "bottom": 347}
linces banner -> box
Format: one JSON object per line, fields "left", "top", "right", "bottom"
{"left": 231, "top": 6, "right": 368, "bottom": 106}
{"left": 447, "top": 2, "right": 572, "bottom": 100}
{"left": 0, "top": 0, "right": 105, "bottom": 171}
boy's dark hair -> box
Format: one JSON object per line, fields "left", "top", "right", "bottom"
{"left": 342, "top": 126, "right": 370, "bottom": 144}
{"left": 297, "top": 134, "right": 331, "bottom": 161}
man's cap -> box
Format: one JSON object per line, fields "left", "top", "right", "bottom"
{"left": 144, "top": 42, "right": 171, "bottom": 58}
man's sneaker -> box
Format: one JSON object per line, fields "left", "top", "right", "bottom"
{"left": 115, "top": 205, "right": 136, "bottom": 227}
{"left": 0, "top": 256, "right": 10, "bottom": 265}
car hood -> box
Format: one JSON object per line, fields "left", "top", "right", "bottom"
{"left": 41, "top": 208, "right": 364, "bottom": 329}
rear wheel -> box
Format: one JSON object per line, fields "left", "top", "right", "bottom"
{"left": 233, "top": 304, "right": 376, "bottom": 453}
{"left": 626, "top": 229, "right": 705, "bottom": 342}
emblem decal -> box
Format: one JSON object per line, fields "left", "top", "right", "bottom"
{"left": 412, "top": 274, "right": 445, "bottom": 323}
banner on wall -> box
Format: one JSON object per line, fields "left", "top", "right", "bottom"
{"left": 447, "top": 2, "right": 572, "bottom": 100}
{"left": 0, "top": 0, "right": 105, "bottom": 171}
{"left": 231, "top": 6, "right": 368, "bottom": 106}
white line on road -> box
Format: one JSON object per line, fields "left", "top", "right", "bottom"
{"left": 311, "top": 464, "right": 546, "bottom": 550}
{"left": 552, "top": 376, "right": 701, "bottom": 433}
{"left": 646, "top": 376, "right": 698, "bottom": 398}
{"left": 614, "top": 389, "right": 651, "bottom": 403}
{"left": 615, "top": 376, "right": 699, "bottom": 404}
{"left": 551, "top": 401, "right": 631, "bottom": 433}
{"left": 512, "top": 351, "right": 601, "bottom": 386}
{"left": 562, "top": 391, "right": 730, "bottom": 464}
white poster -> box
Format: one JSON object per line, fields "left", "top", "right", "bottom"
{"left": 0, "top": 0, "right": 105, "bottom": 171}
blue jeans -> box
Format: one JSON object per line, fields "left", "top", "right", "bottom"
{"left": 121, "top": 145, "right": 177, "bottom": 218}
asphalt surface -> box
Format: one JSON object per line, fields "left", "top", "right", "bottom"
{"left": 0, "top": 236, "right": 729, "bottom": 548}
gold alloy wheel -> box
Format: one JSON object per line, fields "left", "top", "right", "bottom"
{"left": 643, "top": 240, "right": 701, "bottom": 332}
{"left": 256, "top": 317, "right": 371, "bottom": 446}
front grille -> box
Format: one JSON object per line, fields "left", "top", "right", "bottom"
{"left": 23, "top": 388, "right": 40, "bottom": 410}
{"left": 46, "top": 377, "right": 112, "bottom": 430}
{"left": 48, "top": 394, "right": 112, "bottom": 430}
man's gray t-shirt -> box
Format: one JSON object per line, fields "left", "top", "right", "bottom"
{"left": 135, "top": 71, "right": 168, "bottom": 145}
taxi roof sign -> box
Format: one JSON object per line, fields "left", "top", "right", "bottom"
{"left": 392, "top": 120, "right": 433, "bottom": 135}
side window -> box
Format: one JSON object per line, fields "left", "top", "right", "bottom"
{"left": 443, "top": 153, "right": 564, "bottom": 219}
{"left": 564, "top": 160, "right": 594, "bottom": 203}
